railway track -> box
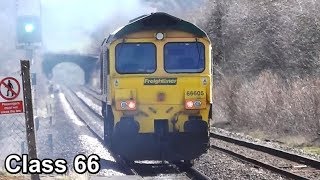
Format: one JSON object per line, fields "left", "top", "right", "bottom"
{"left": 63, "top": 87, "right": 138, "bottom": 176}
{"left": 78, "top": 86, "right": 320, "bottom": 179}
{"left": 79, "top": 86, "right": 103, "bottom": 103}
{"left": 64, "top": 86, "right": 210, "bottom": 180}
{"left": 211, "top": 133, "right": 320, "bottom": 180}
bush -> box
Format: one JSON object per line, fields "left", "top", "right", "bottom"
{"left": 214, "top": 71, "right": 320, "bottom": 139}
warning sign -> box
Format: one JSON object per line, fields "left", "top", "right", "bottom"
{"left": 0, "top": 76, "right": 24, "bottom": 115}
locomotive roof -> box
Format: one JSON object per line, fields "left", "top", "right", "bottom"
{"left": 103, "top": 12, "right": 208, "bottom": 45}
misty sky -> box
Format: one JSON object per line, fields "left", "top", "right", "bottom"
{"left": 0, "top": 0, "right": 156, "bottom": 73}
{"left": 40, "top": 0, "right": 155, "bottom": 53}
{"left": 1, "top": 0, "right": 201, "bottom": 73}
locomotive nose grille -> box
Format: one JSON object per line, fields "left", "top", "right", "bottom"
{"left": 154, "top": 119, "right": 169, "bottom": 136}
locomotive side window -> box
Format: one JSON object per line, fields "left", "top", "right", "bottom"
{"left": 115, "top": 43, "right": 156, "bottom": 74}
{"left": 164, "top": 42, "right": 205, "bottom": 73}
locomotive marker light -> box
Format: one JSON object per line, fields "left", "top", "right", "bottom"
{"left": 194, "top": 100, "right": 202, "bottom": 107}
{"left": 120, "top": 101, "right": 127, "bottom": 109}
{"left": 155, "top": 32, "right": 165, "bottom": 40}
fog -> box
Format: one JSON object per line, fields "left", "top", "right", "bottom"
{"left": 41, "top": 0, "right": 156, "bottom": 53}
{"left": 52, "top": 62, "right": 84, "bottom": 85}
{"left": 0, "top": 0, "right": 201, "bottom": 75}
{"left": 0, "top": 1, "right": 24, "bottom": 73}
{"left": 0, "top": 0, "right": 156, "bottom": 73}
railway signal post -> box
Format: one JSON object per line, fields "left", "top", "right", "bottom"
{"left": 21, "top": 60, "right": 40, "bottom": 180}
{"left": 15, "top": 0, "right": 43, "bottom": 116}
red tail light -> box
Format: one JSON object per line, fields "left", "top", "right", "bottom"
{"left": 127, "top": 101, "right": 136, "bottom": 109}
{"left": 185, "top": 100, "right": 194, "bottom": 109}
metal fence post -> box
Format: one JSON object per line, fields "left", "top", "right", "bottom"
{"left": 48, "top": 134, "right": 53, "bottom": 153}
{"left": 21, "top": 60, "right": 40, "bottom": 180}
{"left": 21, "top": 141, "right": 25, "bottom": 154}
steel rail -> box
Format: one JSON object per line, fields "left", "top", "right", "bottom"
{"left": 210, "top": 132, "right": 320, "bottom": 179}
{"left": 79, "top": 86, "right": 103, "bottom": 102}
{"left": 64, "top": 87, "right": 138, "bottom": 176}
{"left": 210, "top": 132, "right": 320, "bottom": 169}
{"left": 174, "top": 163, "right": 211, "bottom": 180}
{"left": 211, "top": 145, "right": 310, "bottom": 180}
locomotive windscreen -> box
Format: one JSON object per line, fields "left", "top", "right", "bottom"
{"left": 164, "top": 42, "right": 205, "bottom": 73}
{"left": 115, "top": 43, "right": 156, "bottom": 74}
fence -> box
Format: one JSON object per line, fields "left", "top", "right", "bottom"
{"left": 1, "top": 60, "right": 107, "bottom": 178}
{"left": 0, "top": 60, "right": 39, "bottom": 180}
{"left": 0, "top": 59, "right": 81, "bottom": 178}
{"left": 0, "top": 114, "right": 27, "bottom": 166}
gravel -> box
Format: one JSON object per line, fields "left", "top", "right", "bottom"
{"left": 212, "top": 138, "right": 320, "bottom": 179}
{"left": 193, "top": 148, "right": 289, "bottom": 180}
{"left": 37, "top": 91, "right": 125, "bottom": 177}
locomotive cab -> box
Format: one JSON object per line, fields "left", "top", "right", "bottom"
{"left": 100, "top": 12, "right": 212, "bottom": 164}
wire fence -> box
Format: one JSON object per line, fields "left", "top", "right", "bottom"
{"left": 0, "top": 61, "right": 102, "bottom": 177}
{"left": 0, "top": 66, "right": 65, "bottom": 171}
{"left": 0, "top": 114, "right": 28, "bottom": 166}
{"left": 0, "top": 65, "right": 28, "bottom": 168}
{"left": 0, "top": 61, "right": 39, "bottom": 180}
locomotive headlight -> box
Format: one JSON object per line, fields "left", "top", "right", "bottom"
{"left": 194, "top": 100, "right": 202, "bottom": 107}
{"left": 155, "top": 32, "right": 164, "bottom": 40}
{"left": 120, "top": 101, "right": 127, "bottom": 109}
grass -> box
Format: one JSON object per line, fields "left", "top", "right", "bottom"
{"left": 277, "top": 135, "right": 309, "bottom": 147}
{"left": 303, "top": 146, "right": 320, "bottom": 155}
{"left": 247, "top": 130, "right": 269, "bottom": 140}
{"left": 0, "top": 170, "right": 28, "bottom": 180}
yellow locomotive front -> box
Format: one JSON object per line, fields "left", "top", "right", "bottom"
{"left": 100, "top": 12, "right": 212, "bottom": 164}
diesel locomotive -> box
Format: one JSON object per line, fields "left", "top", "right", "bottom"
{"left": 100, "top": 12, "right": 212, "bottom": 165}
